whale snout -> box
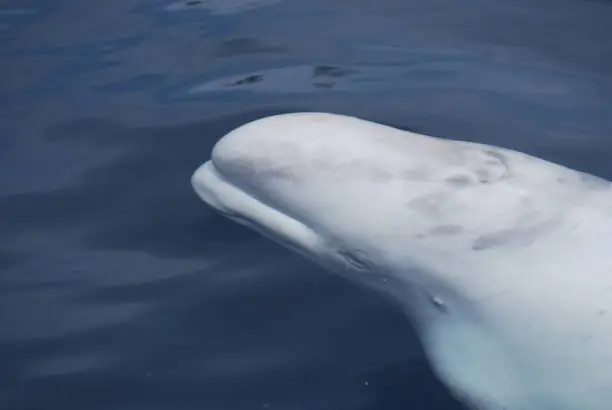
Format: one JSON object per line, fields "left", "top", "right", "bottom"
{"left": 210, "top": 112, "right": 357, "bottom": 188}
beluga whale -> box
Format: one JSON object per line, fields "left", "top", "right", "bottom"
{"left": 191, "top": 112, "right": 612, "bottom": 410}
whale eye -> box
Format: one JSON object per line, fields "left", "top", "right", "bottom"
{"left": 338, "top": 249, "right": 372, "bottom": 271}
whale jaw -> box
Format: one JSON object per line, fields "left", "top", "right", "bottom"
{"left": 422, "top": 308, "right": 529, "bottom": 410}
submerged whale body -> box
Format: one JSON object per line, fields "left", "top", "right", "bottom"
{"left": 191, "top": 112, "right": 612, "bottom": 410}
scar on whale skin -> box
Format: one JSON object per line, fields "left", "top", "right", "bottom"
{"left": 472, "top": 221, "right": 553, "bottom": 251}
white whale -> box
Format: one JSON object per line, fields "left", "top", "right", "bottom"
{"left": 191, "top": 112, "right": 612, "bottom": 410}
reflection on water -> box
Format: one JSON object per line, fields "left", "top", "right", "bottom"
{"left": 164, "top": 0, "right": 284, "bottom": 15}
{"left": 2, "top": 0, "right": 612, "bottom": 409}
{"left": 184, "top": 60, "right": 583, "bottom": 96}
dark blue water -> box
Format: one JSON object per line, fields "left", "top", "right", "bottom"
{"left": 2, "top": 1, "right": 612, "bottom": 409}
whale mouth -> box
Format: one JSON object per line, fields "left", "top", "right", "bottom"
{"left": 191, "top": 159, "right": 323, "bottom": 258}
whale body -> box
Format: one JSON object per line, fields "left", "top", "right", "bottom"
{"left": 191, "top": 112, "right": 612, "bottom": 410}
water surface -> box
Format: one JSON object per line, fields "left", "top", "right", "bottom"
{"left": 2, "top": 0, "right": 612, "bottom": 409}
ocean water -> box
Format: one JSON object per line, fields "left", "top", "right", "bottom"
{"left": 1, "top": 1, "right": 612, "bottom": 409}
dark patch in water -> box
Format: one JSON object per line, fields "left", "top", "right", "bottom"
{"left": 214, "top": 38, "right": 286, "bottom": 58}
{"left": 230, "top": 74, "right": 264, "bottom": 86}
{"left": 93, "top": 74, "right": 166, "bottom": 93}
{"left": 312, "top": 65, "right": 358, "bottom": 78}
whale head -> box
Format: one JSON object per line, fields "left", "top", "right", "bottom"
{"left": 192, "top": 113, "right": 574, "bottom": 292}
{"left": 191, "top": 112, "right": 612, "bottom": 410}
